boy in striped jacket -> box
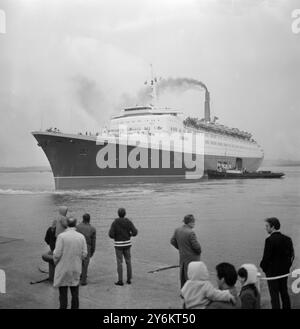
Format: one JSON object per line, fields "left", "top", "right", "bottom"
{"left": 109, "top": 208, "right": 138, "bottom": 286}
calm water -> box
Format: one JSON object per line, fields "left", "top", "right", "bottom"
{"left": 0, "top": 166, "right": 299, "bottom": 273}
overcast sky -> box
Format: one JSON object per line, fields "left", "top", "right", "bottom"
{"left": 0, "top": 0, "right": 300, "bottom": 166}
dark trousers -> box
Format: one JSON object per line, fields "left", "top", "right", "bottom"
{"left": 267, "top": 277, "right": 291, "bottom": 309}
{"left": 180, "top": 261, "right": 190, "bottom": 288}
{"left": 115, "top": 246, "right": 132, "bottom": 282}
{"left": 81, "top": 254, "right": 90, "bottom": 284}
{"left": 59, "top": 286, "right": 79, "bottom": 309}
{"left": 42, "top": 250, "right": 55, "bottom": 282}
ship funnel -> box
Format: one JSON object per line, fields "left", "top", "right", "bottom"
{"left": 155, "top": 76, "right": 211, "bottom": 121}
{"left": 204, "top": 88, "right": 211, "bottom": 122}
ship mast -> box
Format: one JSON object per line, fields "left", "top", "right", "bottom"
{"left": 149, "top": 64, "right": 158, "bottom": 107}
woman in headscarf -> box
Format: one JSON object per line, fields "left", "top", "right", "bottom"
{"left": 55, "top": 206, "right": 68, "bottom": 237}
{"left": 237, "top": 264, "right": 261, "bottom": 309}
{"left": 181, "top": 261, "right": 235, "bottom": 309}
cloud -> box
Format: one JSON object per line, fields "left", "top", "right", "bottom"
{"left": 71, "top": 75, "right": 103, "bottom": 119}
{"left": 0, "top": 0, "right": 300, "bottom": 166}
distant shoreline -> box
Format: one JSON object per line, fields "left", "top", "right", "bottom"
{"left": 262, "top": 160, "right": 300, "bottom": 167}
{"left": 0, "top": 166, "right": 51, "bottom": 173}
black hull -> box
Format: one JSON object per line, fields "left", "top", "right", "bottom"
{"left": 32, "top": 132, "right": 264, "bottom": 189}
{"left": 207, "top": 170, "right": 284, "bottom": 179}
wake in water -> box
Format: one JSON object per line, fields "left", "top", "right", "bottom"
{"left": 0, "top": 180, "right": 234, "bottom": 197}
{"left": 0, "top": 187, "right": 157, "bottom": 197}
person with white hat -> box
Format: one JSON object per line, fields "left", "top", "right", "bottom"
{"left": 237, "top": 264, "right": 261, "bottom": 309}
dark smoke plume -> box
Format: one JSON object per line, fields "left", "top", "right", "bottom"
{"left": 157, "top": 77, "right": 210, "bottom": 121}
{"left": 121, "top": 77, "right": 209, "bottom": 108}
{"left": 157, "top": 77, "right": 208, "bottom": 96}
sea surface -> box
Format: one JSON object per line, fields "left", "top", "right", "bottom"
{"left": 0, "top": 166, "right": 299, "bottom": 274}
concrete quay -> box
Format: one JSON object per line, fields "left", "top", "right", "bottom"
{"left": 0, "top": 236, "right": 299, "bottom": 309}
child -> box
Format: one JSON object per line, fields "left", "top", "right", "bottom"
{"left": 181, "top": 261, "right": 235, "bottom": 309}
{"left": 237, "top": 264, "right": 261, "bottom": 309}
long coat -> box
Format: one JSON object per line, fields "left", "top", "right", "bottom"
{"left": 170, "top": 224, "right": 201, "bottom": 287}
{"left": 53, "top": 228, "right": 88, "bottom": 287}
{"left": 76, "top": 222, "right": 97, "bottom": 257}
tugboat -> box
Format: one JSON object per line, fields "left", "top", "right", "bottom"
{"left": 207, "top": 169, "right": 285, "bottom": 179}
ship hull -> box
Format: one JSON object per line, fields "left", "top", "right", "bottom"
{"left": 32, "top": 132, "right": 263, "bottom": 189}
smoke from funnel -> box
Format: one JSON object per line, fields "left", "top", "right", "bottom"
{"left": 72, "top": 75, "right": 103, "bottom": 120}
{"left": 158, "top": 77, "right": 207, "bottom": 92}
{"left": 119, "top": 85, "right": 153, "bottom": 108}
{"left": 157, "top": 77, "right": 211, "bottom": 121}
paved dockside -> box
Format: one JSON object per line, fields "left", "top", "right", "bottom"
{"left": 0, "top": 236, "right": 299, "bottom": 309}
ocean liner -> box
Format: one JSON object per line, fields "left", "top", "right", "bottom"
{"left": 32, "top": 78, "right": 264, "bottom": 189}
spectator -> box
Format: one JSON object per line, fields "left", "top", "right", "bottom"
{"left": 260, "top": 217, "right": 294, "bottom": 309}
{"left": 237, "top": 264, "right": 261, "bottom": 309}
{"left": 109, "top": 208, "right": 138, "bottom": 286}
{"left": 76, "top": 213, "right": 96, "bottom": 285}
{"left": 170, "top": 214, "right": 201, "bottom": 287}
{"left": 53, "top": 218, "right": 87, "bottom": 309}
{"left": 41, "top": 220, "right": 57, "bottom": 282}
{"left": 55, "top": 206, "right": 68, "bottom": 238}
{"left": 181, "top": 261, "right": 235, "bottom": 309}
{"left": 206, "top": 262, "right": 241, "bottom": 309}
